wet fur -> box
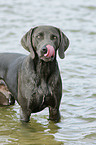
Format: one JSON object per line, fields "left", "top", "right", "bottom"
{"left": 0, "top": 26, "right": 69, "bottom": 122}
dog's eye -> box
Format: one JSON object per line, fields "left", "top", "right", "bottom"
{"left": 37, "top": 33, "right": 44, "bottom": 39}
{"left": 51, "top": 35, "right": 57, "bottom": 40}
{"left": 37, "top": 35, "right": 41, "bottom": 39}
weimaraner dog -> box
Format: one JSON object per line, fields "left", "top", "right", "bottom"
{"left": 0, "top": 26, "right": 69, "bottom": 122}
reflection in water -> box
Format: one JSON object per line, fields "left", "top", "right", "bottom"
{"left": 0, "top": 0, "right": 96, "bottom": 144}
{"left": 0, "top": 104, "right": 63, "bottom": 145}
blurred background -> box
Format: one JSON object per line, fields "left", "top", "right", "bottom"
{"left": 0, "top": 0, "right": 96, "bottom": 144}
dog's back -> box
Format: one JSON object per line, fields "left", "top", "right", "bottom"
{"left": 0, "top": 53, "right": 26, "bottom": 98}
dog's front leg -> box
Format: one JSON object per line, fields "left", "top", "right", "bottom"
{"left": 49, "top": 107, "right": 61, "bottom": 122}
{"left": 20, "top": 107, "right": 31, "bottom": 122}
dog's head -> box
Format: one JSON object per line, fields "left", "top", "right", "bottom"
{"left": 21, "top": 26, "right": 69, "bottom": 62}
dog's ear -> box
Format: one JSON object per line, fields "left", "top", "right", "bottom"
{"left": 58, "top": 30, "right": 69, "bottom": 59}
{"left": 21, "top": 28, "right": 35, "bottom": 59}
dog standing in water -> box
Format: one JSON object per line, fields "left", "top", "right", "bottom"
{"left": 0, "top": 26, "right": 69, "bottom": 122}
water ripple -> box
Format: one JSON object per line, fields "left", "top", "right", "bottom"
{"left": 0, "top": 0, "right": 96, "bottom": 144}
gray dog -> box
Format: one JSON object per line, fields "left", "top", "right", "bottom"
{"left": 0, "top": 26, "right": 69, "bottom": 122}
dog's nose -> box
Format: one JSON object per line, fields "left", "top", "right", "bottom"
{"left": 42, "top": 46, "right": 47, "bottom": 54}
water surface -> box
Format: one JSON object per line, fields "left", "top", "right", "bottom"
{"left": 0, "top": 0, "right": 96, "bottom": 144}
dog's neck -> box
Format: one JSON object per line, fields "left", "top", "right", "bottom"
{"left": 28, "top": 54, "right": 57, "bottom": 81}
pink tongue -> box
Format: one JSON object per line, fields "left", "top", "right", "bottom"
{"left": 44, "top": 45, "right": 55, "bottom": 58}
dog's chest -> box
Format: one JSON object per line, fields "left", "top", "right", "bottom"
{"left": 21, "top": 59, "right": 57, "bottom": 112}
{"left": 32, "top": 75, "right": 53, "bottom": 99}
{"left": 27, "top": 70, "right": 56, "bottom": 110}
{"left": 27, "top": 78, "right": 55, "bottom": 113}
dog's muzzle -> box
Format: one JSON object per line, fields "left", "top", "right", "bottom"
{"left": 42, "top": 45, "right": 55, "bottom": 59}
